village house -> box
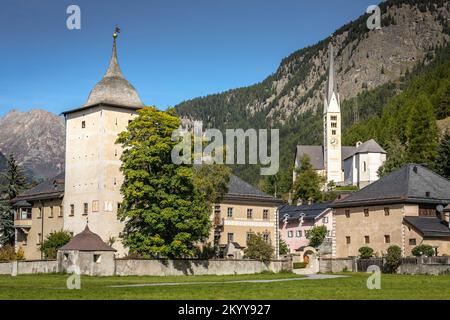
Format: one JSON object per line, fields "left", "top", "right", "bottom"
{"left": 293, "top": 43, "right": 386, "bottom": 188}
{"left": 12, "top": 173, "right": 65, "bottom": 260}
{"left": 278, "top": 202, "right": 332, "bottom": 254}
{"left": 331, "top": 164, "right": 450, "bottom": 258}
{"left": 212, "top": 175, "right": 283, "bottom": 258}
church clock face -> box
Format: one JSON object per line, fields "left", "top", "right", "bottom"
{"left": 330, "top": 138, "right": 337, "bottom": 145}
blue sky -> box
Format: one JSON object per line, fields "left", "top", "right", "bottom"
{"left": 0, "top": 0, "right": 376, "bottom": 116}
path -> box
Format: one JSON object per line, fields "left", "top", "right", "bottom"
{"left": 108, "top": 274, "right": 347, "bottom": 288}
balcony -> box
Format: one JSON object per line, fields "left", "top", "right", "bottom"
{"left": 14, "top": 218, "right": 32, "bottom": 228}
{"left": 14, "top": 209, "right": 32, "bottom": 229}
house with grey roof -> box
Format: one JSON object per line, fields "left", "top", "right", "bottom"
{"left": 211, "top": 175, "right": 283, "bottom": 258}
{"left": 293, "top": 44, "right": 386, "bottom": 189}
{"left": 331, "top": 164, "right": 450, "bottom": 258}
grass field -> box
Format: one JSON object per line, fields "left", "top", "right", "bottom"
{"left": 0, "top": 272, "right": 449, "bottom": 300}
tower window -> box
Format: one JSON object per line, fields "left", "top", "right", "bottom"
{"left": 83, "top": 203, "right": 88, "bottom": 215}
{"left": 330, "top": 115, "right": 337, "bottom": 121}
{"left": 346, "top": 236, "right": 351, "bottom": 244}
{"left": 70, "top": 204, "right": 75, "bottom": 216}
{"left": 81, "top": 121, "right": 86, "bottom": 129}
{"left": 332, "top": 130, "right": 336, "bottom": 135}
{"left": 331, "top": 122, "right": 337, "bottom": 128}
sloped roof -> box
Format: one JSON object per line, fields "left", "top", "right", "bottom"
{"left": 13, "top": 172, "right": 65, "bottom": 202}
{"left": 63, "top": 38, "right": 144, "bottom": 115}
{"left": 295, "top": 145, "right": 356, "bottom": 170}
{"left": 225, "top": 175, "right": 282, "bottom": 204}
{"left": 404, "top": 216, "right": 450, "bottom": 238}
{"left": 279, "top": 202, "right": 331, "bottom": 222}
{"left": 59, "top": 225, "right": 116, "bottom": 252}
{"left": 332, "top": 164, "right": 450, "bottom": 207}
{"left": 343, "top": 139, "right": 386, "bottom": 160}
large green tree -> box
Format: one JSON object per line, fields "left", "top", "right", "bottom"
{"left": 117, "top": 107, "right": 223, "bottom": 258}
{"left": 292, "top": 155, "right": 325, "bottom": 203}
{"left": 0, "top": 155, "right": 28, "bottom": 246}
{"left": 405, "top": 94, "right": 439, "bottom": 166}
{"left": 435, "top": 131, "right": 450, "bottom": 179}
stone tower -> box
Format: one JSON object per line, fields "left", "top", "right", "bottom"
{"left": 323, "top": 43, "right": 342, "bottom": 184}
{"left": 62, "top": 32, "right": 144, "bottom": 256}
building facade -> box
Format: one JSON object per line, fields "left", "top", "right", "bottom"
{"left": 211, "top": 175, "right": 283, "bottom": 258}
{"left": 13, "top": 173, "right": 65, "bottom": 260}
{"left": 293, "top": 43, "right": 386, "bottom": 188}
{"left": 331, "top": 164, "right": 450, "bottom": 258}
{"left": 279, "top": 203, "right": 332, "bottom": 253}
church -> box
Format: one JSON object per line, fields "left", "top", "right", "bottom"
{"left": 293, "top": 44, "right": 386, "bottom": 189}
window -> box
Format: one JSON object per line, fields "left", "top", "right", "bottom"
{"left": 384, "top": 235, "right": 391, "bottom": 244}
{"left": 327, "top": 230, "right": 331, "bottom": 237}
{"left": 37, "top": 207, "right": 42, "bottom": 219}
{"left": 263, "top": 233, "right": 270, "bottom": 243}
{"left": 49, "top": 206, "right": 54, "bottom": 218}
{"left": 246, "top": 232, "right": 254, "bottom": 243}
{"left": 288, "top": 231, "right": 294, "bottom": 238}
{"left": 365, "top": 236, "right": 370, "bottom": 244}
{"left": 363, "top": 161, "right": 367, "bottom": 172}
{"left": 83, "top": 203, "right": 88, "bottom": 215}
{"left": 364, "top": 209, "right": 369, "bottom": 217}
{"left": 227, "top": 207, "right": 233, "bottom": 218}
{"left": 346, "top": 236, "right": 351, "bottom": 244}
{"left": 330, "top": 115, "right": 337, "bottom": 121}
{"left": 117, "top": 202, "right": 121, "bottom": 212}
{"left": 296, "top": 230, "right": 302, "bottom": 238}
{"left": 247, "top": 208, "right": 253, "bottom": 219}
{"left": 409, "top": 238, "right": 417, "bottom": 246}
{"left": 81, "top": 121, "right": 86, "bottom": 129}
{"left": 227, "top": 233, "right": 234, "bottom": 243}
{"left": 59, "top": 205, "right": 63, "bottom": 217}
{"left": 128, "top": 120, "right": 132, "bottom": 125}
{"left": 94, "top": 254, "right": 102, "bottom": 263}
{"left": 332, "top": 130, "right": 336, "bottom": 135}
{"left": 37, "top": 233, "right": 42, "bottom": 245}
{"left": 384, "top": 207, "right": 390, "bottom": 216}
{"left": 70, "top": 204, "right": 75, "bottom": 216}
{"left": 322, "top": 217, "right": 328, "bottom": 224}
{"left": 345, "top": 210, "right": 350, "bottom": 218}
{"left": 263, "top": 209, "right": 269, "bottom": 220}
{"left": 331, "top": 122, "right": 337, "bottom": 128}
{"left": 64, "top": 253, "right": 69, "bottom": 261}
{"left": 19, "top": 208, "right": 32, "bottom": 220}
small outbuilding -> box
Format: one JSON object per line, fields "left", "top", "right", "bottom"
{"left": 57, "top": 225, "right": 116, "bottom": 276}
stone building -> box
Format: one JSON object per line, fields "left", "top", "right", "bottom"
{"left": 211, "top": 175, "right": 283, "bottom": 258}
{"left": 331, "top": 164, "right": 450, "bottom": 258}
{"left": 279, "top": 202, "right": 332, "bottom": 254}
{"left": 58, "top": 225, "right": 116, "bottom": 276}
{"left": 61, "top": 34, "right": 144, "bottom": 256}
{"left": 12, "top": 173, "right": 65, "bottom": 260}
{"left": 293, "top": 44, "right": 386, "bottom": 188}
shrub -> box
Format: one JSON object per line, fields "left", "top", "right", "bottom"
{"left": 358, "top": 246, "right": 374, "bottom": 259}
{"left": 244, "top": 233, "right": 274, "bottom": 262}
{"left": 40, "top": 230, "right": 72, "bottom": 259}
{"left": 16, "top": 247, "right": 25, "bottom": 260}
{"left": 384, "top": 245, "right": 402, "bottom": 273}
{"left": 279, "top": 238, "right": 290, "bottom": 255}
{"left": 411, "top": 244, "right": 435, "bottom": 257}
{"left": 293, "top": 262, "right": 307, "bottom": 269}
{"left": 0, "top": 245, "right": 21, "bottom": 262}
{"left": 307, "top": 226, "right": 327, "bottom": 248}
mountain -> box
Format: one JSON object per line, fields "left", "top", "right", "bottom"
{"left": 0, "top": 109, "right": 65, "bottom": 181}
{"left": 0, "top": 151, "right": 7, "bottom": 172}
{"left": 175, "top": 0, "right": 450, "bottom": 186}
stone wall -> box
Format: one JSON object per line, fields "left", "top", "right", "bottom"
{"left": 398, "top": 263, "right": 450, "bottom": 275}
{"left": 0, "top": 260, "right": 58, "bottom": 275}
{"left": 319, "top": 258, "right": 355, "bottom": 273}
{"left": 115, "top": 259, "right": 291, "bottom": 276}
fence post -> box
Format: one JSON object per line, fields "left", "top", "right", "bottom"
{"left": 11, "top": 261, "right": 18, "bottom": 277}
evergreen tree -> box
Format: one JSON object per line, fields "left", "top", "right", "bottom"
{"left": 0, "top": 155, "right": 28, "bottom": 246}
{"left": 435, "top": 131, "right": 450, "bottom": 179}
{"left": 292, "top": 155, "right": 325, "bottom": 203}
{"left": 117, "top": 107, "right": 221, "bottom": 258}
{"left": 378, "top": 138, "right": 408, "bottom": 177}
{"left": 405, "top": 94, "right": 438, "bottom": 166}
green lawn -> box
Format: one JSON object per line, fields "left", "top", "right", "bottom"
{"left": 0, "top": 272, "right": 449, "bottom": 300}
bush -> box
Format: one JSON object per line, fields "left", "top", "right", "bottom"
{"left": 307, "top": 226, "right": 327, "bottom": 248}
{"left": 244, "top": 233, "right": 274, "bottom": 262}
{"left": 0, "top": 245, "right": 22, "bottom": 262}
{"left": 411, "top": 244, "right": 435, "bottom": 257}
{"left": 279, "top": 238, "right": 290, "bottom": 255}
{"left": 293, "top": 262, "right": 307, "bottom": 269}
{"left": 40, "top": 230, "right": 72, "bottom": 259}
{"left": 358, "top": 246, "right": 374, "bottom": 259}
{"left": 384, "top": 245, "right": 402, "bottom": 273}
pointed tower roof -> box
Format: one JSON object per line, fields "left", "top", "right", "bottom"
{"left": 59, "top": 225, "right": 116, "bottom": 252}
{"left": 84, "top": 35, "right": 144, "bottom": 108}
{"left": 327, "top": 42, "right": 337, "bottom": 103}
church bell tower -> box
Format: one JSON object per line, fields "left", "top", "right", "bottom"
{"left": 323, "top": 43, "right": 342, "bottom": 184}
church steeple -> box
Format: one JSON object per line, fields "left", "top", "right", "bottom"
{"left": 327, "top": 43, "right": 337, "bottom": 104}
{"left": 104, "top": 32, "right": 124, "bottom": 79}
